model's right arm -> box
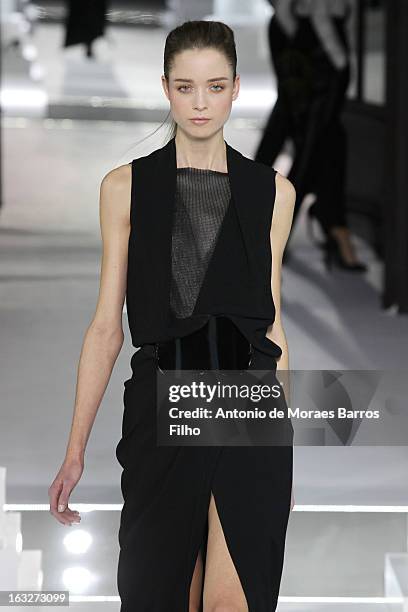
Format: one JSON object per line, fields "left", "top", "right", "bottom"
{"left": 310, "top": 0, "right": 349, "bottom": 69}
{"left": 274, "top": 0, "right": 298, "bottom": 38}
{"left": 48, "top": 163, "right": 132, "bottom": 526}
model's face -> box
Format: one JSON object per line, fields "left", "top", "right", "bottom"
{"left": 162, "top": 47, "right": 240, "bottom": 137}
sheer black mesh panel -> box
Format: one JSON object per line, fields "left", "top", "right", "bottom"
{"left": 170, "top": 167, "right": 231, "bottom": 318}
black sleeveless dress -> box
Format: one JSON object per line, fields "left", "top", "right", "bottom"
{"left": 115, "top": 154, "right": 293, "bottom": 611}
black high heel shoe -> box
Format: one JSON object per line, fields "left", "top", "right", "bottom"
{"left": 322, "top": 236, "right": 367, "bottom": 273}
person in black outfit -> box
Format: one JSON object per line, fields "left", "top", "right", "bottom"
{"left": 254, "top": 0, "right": 299, "bottom": 167}
{"left": 63, "top": 0, "right": 108, "bottom": 59}
{"left": 48, "top": 20, "right": 296, "bottom": 612}
{"left": 256, "top": 0, "right": 366, "bottom": 272}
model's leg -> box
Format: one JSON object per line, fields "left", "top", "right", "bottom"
{"left": 189, "top": 549, "right": 204, "bottom": 612}
{"left": 254, "top": 17, "right": 291, "bottom": 167}
{"left": 310, "top": 81, "right": 348, "bottom": 233}
{"left": 202, "top": 491, "right": 249, "bottom": 612}
{"left": 254, "top": 96, "right": 289, "bottom": 167}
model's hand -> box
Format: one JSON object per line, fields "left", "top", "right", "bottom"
{"left": 48, "top": 458, "right": 83, "bottom": 526}
{"left": 331, "top": 52, "right": 348, "bottom": 71}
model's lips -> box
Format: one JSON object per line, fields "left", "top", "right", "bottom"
{"left": 190, "top": 118, "right": 210, "bottom": 124}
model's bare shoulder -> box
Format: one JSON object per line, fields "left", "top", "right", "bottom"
{"left": 101, "top": 163, "right": 132, "bottom": 199}
{"left": 275, "top": 172, "right": 296, "bottom": 211}
{"left": 271, "top": 172, "right": 296, "bottom": 253}
{"left": 99, "top": 163, "right": 132, "bottom": 224}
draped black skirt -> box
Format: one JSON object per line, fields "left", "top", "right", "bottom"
{"left": 115, "top": 316, "right": 293, "bottom": 612}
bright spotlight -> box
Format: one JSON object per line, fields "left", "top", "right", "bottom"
{"left": 63, "top": 530, "right": 93, "bottom": 554}
{"left": 62, "top": 567, "right": 92, "bottom": 594}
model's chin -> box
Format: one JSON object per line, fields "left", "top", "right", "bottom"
{"left": 177, "top": 122, "right": 221, "bottom": 139}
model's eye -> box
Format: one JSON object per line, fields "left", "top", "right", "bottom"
{"left": 178, "top": 85, "right": 191, "bottom": 92}
{"left": 211, "top": 84, "right": 224, "bottom": 92}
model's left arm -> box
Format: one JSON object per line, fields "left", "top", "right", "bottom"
{"left": 266, "top": 171, "right": 296, "bottom": 512}
{"left": 266, "top": 171, "right": 295, "bottom": 374}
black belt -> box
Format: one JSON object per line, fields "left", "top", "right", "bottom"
{"left": 155, "top": 316, "right": 253, "bottom": 372}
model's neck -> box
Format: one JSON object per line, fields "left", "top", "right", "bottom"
{"left": 174, "top": 131, "right": 227, "bottom": 173}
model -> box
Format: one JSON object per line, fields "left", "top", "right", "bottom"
{"left": 48, "top": 19, "right": 296, "bottom": 612}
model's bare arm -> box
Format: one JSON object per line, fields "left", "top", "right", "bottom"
{"left": 267, "top": 172, "right": 295, "bottom": 511}
{"left": 311, "top": 0, "right": 349, "bottom": 69}
{"left": 345, "top": 0, "right": 357, "bottom": 87}
{"left": 345, "top": 0, "right": 357, "bottom": 54}
{"left": 48, "top": 163, "right": 132, "bottom": 525}
{"left": 65, "top": 165, "right": 131, "bottom": 460}
{"left": 266, "top": 172, "right": 295, "bottom": 373}
{"left": 274, "top": 0, "right": 298, "bottom": 38}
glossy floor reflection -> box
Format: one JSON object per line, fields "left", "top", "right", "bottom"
{"left": 2, "top": 504, "right": 406, "bottom": 603}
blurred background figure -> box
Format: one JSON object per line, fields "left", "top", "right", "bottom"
{"left": 289, "top": 0, "right": 365, "bottom": 271}
{"left": 256, "top": 0, "right": 366, "bottom": 272}
{"left": 63, "top": 0, "right": 108, "bottom": 59}
{"left": 254, "top": 0, "right": 299, "bottom": 169}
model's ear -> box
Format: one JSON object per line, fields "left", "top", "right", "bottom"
{"left": 161, "top": 75, "right": 170, "bottom": 100}
{"left": 232, "top": 74, "right": 240, "bottom": 101}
